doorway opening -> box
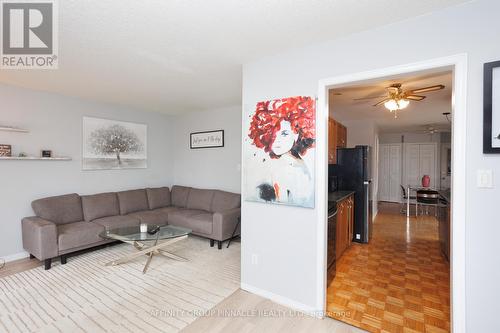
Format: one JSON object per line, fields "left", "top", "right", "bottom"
{"left": 317, "top": 55, "right": 467, "bottom": 333}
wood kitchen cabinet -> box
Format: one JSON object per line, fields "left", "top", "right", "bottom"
{"left": 336, "top": 122, "right": 347, "bottom": 148}
{"left": 328, "top": 118, "right": 337, "bottom": 163}
{"left": 328, "top": 117, "right": 347, "bottom": 164}
{"left": 336, "top": 194, "right": 355, "bottom": 260}
{"left": 347, "top": 195, "right": 354, "bottom": 247}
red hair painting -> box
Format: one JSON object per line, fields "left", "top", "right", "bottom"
{"left": 248, "top": 96, "right": 315, "bottom": 159}
{"left": 245, "top": 96, "right": 316, "bottom": 208}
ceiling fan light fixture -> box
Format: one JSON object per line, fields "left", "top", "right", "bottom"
{"left": 384, "top": 98, "right": 409, "bottom": 111}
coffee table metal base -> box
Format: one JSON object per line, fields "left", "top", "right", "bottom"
{"left": 105, "top": 235, "right": 188, "bottom": 274}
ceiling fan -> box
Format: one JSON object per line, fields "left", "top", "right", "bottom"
{"left": 354, "top": 83, "right": 445, "bottom": 118}
{"left": 414, "top": 124, "right": 450, "bottom": 135}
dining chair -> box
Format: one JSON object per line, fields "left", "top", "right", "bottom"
{"left": 400, "top": 185, "right": 416, "bottom": 214}
{"left": 416, "top": 189, "right": 440, "bottom": 216}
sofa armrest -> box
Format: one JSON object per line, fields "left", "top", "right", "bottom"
{"left": 22, "top": 217, "right": 58, "bottom": 260}
{"left": 212, "top": 208, "right": 241, "bottom": 241}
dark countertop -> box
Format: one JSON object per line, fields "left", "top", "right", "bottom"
{"left": 438, "top": 189, "right": 451, "bottom": 203}
{"left": 328, "top": 190, "right": 355, "bottom": 203}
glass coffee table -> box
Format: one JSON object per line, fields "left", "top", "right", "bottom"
{"left": 100, "top": 224, "right": 192, "bottom": 274}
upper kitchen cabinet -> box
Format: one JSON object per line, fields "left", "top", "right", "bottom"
{"left": 336, "top": 122, "right": 347, "bottom": 148}
{"left": 328, "top": 117, "right": 347, "bottom": 164}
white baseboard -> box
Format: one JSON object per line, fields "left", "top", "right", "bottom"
{"left": 2, "top": 251, "right": 29, "bottom": 263}
{"left": 240, "top": 282, "right": 322, "bottom": 318}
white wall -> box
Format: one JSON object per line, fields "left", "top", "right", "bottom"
{"left": 242, "top": 0, "right": 500, "bottom": 330}
{"left": 342, "top": 119, "right": 379, "bottom": 217}
{"left": 379, "top": 132, "right": 441, "bottom": 144}
{"left": 343, "top": 119, "right": 377, "bottom": 148}
{"left": 0, "top": 84, "right": 175, "bottom": 259}
{"left": 172, "top": 106, "right": 242, "bottom": 193}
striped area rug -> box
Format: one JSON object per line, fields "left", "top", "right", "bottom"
{"left": 0, "top": 236, "right": 240, "bottom": 333}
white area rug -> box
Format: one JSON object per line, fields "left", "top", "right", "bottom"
{"left": 0, "top": 237, "right": 240, "bottom": 333}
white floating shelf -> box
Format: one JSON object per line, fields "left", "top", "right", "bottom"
{"left": 0, "top": 126, "right": 29, "bottom": 133}
{"left": 0, "top": 156, "right": 72, "bottom": 161}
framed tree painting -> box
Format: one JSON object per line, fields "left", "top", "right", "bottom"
{"left": 243, "top": 96, "right": 316, "bottom": 208}
{"left": 83, "top": 117, "right": 147, "bottom": 170}
{"left": 484, "top": 60, "right": 500, "bottom": 153}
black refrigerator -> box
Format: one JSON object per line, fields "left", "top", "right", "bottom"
{"left": 330, "top": 145, "right": 373, "bottom": 243}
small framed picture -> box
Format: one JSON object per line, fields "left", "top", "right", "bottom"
{"left": 190, "top": 130, "right": 224, "bottom": 149}
{"left": 41, "top": 150, "right": 52, "bottom": 158}
{"left": 0, "top": 144, "right": 12, "bottom": 157}
{"left": 484, "top": 60, "right": 500, "bottom": 153}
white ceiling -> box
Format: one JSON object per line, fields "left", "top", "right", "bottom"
{"left": 330, "top": 70, "right": 453, "bottom": 132}
{"left": 0, "top": 0, "right": 469, "bottom": 114}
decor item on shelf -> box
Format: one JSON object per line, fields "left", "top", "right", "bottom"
{"left": 0, "top": 144, "right": 12, "bottom": 157}
{"left": 18, "top": 152, "right": 27, "bottom": 157}
{"left": 422, "top": 175, "right": 431, "bottom": 188}
{"left": 0, "top": 125, "right": 28, "bottom": 133}
{"left": 190, "top": 130, "right": 224, "bottom": 149}
{"left": 244, "top": 96, "right": 316, "bottom": 208}
{"left": 0, "top": 155, "right": 72, "bottom": 161}
{"left": 82, "top": 117, "right": 147, "bottom": 170}
{"left": 41, "top": 150, "right": 52, "bottom": 158}
{"left": 483, "top": 60, "right": 500, "bottom": 153}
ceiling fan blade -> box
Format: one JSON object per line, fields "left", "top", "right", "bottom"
{"left": 409, "top": 84, "right": 445, "bottom": 94}
{"left": 406, "top": 95, "right": 426, "bottom": 101}
{"left": 373, "top": 98, "right": 390, "bottom": 107}
{"left": 353, "top": 95, "right": 387, "bottom": 101}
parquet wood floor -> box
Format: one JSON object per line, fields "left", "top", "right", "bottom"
{"left": 327, "top": 203, "right": 450, "bottom": 333}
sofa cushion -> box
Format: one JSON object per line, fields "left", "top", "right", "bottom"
{"left": 186, "top": 188, "right": 215, "bottom": 211}
{"left": 128, "top": 210, "right": 168, "bottom": 226}
{"left": 153, "top": 206, "right": 180, "bottom": 218}
{"left": 58, "top": 221, "right": 105, "bottom": 252}
{"left": 171, "top": 186, "right": 191, "bottom": 208}
{"left": 81, "top": 192, "right": 119, "bottom": 221}
{"left": 146, "top": 187, "right": 171, "bottom": 209}
{"left": 117, "top": 189, "right": 149, "bottom": 215}
{"left": 168, "top": 209, "right": 213, "bottom": 235}
{"left": 211, "top": 190, "right": 241, "bottom": 212}
{"left": 93, "top": 215, "right": 140, "bottom": 230}
{"left": 32, "top": 193, "right": 83, "bottom": 225}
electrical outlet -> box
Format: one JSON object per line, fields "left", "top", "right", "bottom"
{"left": 251, "top": 254, "right": 259, "bottom": 265}
{"left": 356, "top": 234, "right": 361, "bottom": 240}
{"left": 477, "top": 169, "right": 494, "bottom": 188}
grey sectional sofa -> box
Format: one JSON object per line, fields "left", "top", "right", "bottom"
{"left": 22, "top": 186, "right": 241, "bottom": 269}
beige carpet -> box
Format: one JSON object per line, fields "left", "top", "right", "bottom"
{"left": 0, "top": 237, "right": 240, "bottom": 333}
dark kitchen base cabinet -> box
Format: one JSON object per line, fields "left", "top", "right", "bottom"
{"left": 438, "top": 203, "right": 450, "bottom": 261}
{"left": 327, "top": 209, "right": 337, "bottom": 285}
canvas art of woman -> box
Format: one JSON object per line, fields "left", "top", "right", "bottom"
{"left": 245, "top": 96, "right": 316, "bottom": 208}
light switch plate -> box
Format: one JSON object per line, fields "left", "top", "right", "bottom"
{"left": 477, "top": 169, "right": 494, "bottom": 188}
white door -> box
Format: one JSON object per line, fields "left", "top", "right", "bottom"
{"left": 405, "top": 144, "right": 421, "bottom": 187}
{"left": 378, "top": 144, "right": 402, "bottom": 202}
{"left": 378, "top": 145, "right": 390, "bottom": 201}
{"left": 389, "top": 144, "right": 402, "bottom": 201}
{"left": 419, "top": 144, "right": 437, "bottom": 188}
{"left": 404, "top": 143, "right": 437, "bottom": 188}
